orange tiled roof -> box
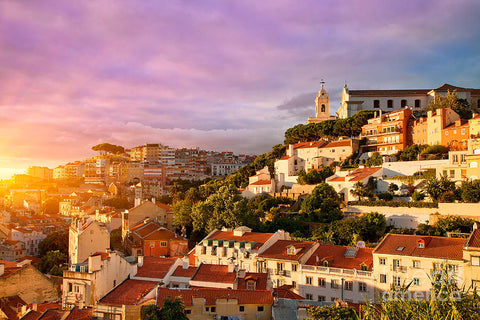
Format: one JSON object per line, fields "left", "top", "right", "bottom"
{"left": 237, "top": 272, "right": 269, "bottom": 290}
{"left": 155, "top": 202, "right": 172, "bottom": 211}
{"left": 279, "top": 155, "right": 290, "bottom": 160}
{"left": 293, "top": 140, "right": 324, "bottom": 149}
{"left": 62, "top": 307, "right": 92, "bottom": 320}
{"left": 98, "top": 279, "right": 157, "bottom": 306}
{"left": 156, "top": 288, "right": 273, "bottom": 307}
{"left": 466, "top": 228, "right": 480, "bottom": 248}
{"left": 21, "top": 310, "right": 42, "bottom": 320}
{"left": 258, "top": 240, "right": 314, "bottom": 261}
{"left": 191, "top": 264, "right": 236, "bottom": 284}
{"left": 274, "top": 285, "right": 304, "bottom": 300}
{"left": 250, "top": 180, "right": 272, "bottom": 186}
{"left": 329, "top": 177, "right": 345, "bottom": 182}
{"left": 321, "top": 140, "right": 351, "bottom": 148}
{"left": 305, "top": 244, "right": 373, "bottom": 270}
{"left": 172, "top": 265, "right": 198, "bottom": 278}
{"left": 0, "top": 295, "right": 27, "bottom": 320}
{"left": 206, "top": 230, "right": 274, "bottom": 250}
{"left": 373, "top": 233, "right": 466, "bottom": 260}
{"left": 0, "top": 260, "right": 26, "bottom": 278}
{"left": 347, "top": 167, "right": 382, "bottom": 182}
{"left": 136, "top": 257, "right": 177, "bottom": 279}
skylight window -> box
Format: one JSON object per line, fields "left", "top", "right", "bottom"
{"left": 396, "top": 246, "right": 405, "bottom": 251}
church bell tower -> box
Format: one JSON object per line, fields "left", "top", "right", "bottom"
{"left": 315, "top": 81, "right": 330, "bottom": 118}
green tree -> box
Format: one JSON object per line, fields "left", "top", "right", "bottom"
{"left": 172, "top": 200, "right": 193, "bottom": 229}
{"left": 38, "top": 230, "right": 68, "bottom": 256}
{"left": 40, "top": 250, "right": 67, "bottom": 276}
{"left": 141, "top": 304, "right": 160, "bottom": 320}
{"left": 91, "top": 143, "right": 125, "bottom": 154}
{"left": 425, "top": 176, "right": 456, "bottom": 201}
{"left": 103, "top": 196, "right": 132, "bottom": 209}
{"left": 460, "top": 180, "right": 480, "bottom": 203}
{"left": 158, "top": 296, "right": 188, "bottom": 320}
{"left": 398, "top": 144, "right": 428, "bottom": 161}
{"left": 307, "top": 304, "right": 357, "bottom": 320}
{"left": 351, "top": 182, "right": 373, "bottom": 200}
{"left": 388, "top": 183, "right": 399, "bottom": 193}
{"left": 358, "top": 212, "right": 386, "bottom": 242}
{"left": 365, "top": 152, "right": 383, "bottom": 167}
{"left": 426, "top": 89, "right": 475, "bottom": 119}
{"left": 300, "top": 183, "right": 342, "bottom": 222}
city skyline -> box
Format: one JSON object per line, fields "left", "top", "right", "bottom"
{"left": 1, "top": 0, "right": 480, "bottom": 178}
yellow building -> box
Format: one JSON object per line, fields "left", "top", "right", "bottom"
{"left": 463, "top": 225, "right": 480, "bottom": 292}
{"left": 373, "top": 234, "right": 466, "bottom": 302}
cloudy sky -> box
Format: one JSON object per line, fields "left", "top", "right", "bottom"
{"left": 1, "top": 0, "right": 480, "bottom": 178}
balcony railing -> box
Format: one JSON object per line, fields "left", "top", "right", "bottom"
{"left": 391, "top": 265, "right": 407, "bottom": 273}
{"left": 301, "top": 265, "right": 372, "bottom": 278}
{"left": 275, "top": 269, "right": 291, "bottom": 277}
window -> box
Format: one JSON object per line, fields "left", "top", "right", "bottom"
{"left": 393, "top": 259, "right": 400, "bottom": 267}
{"left": 292, "top": 281, "right": 296, "bottom": 288}
{"left": 379, "top": 258, "right": 386, "bottom": 265}
{"left": 292, "top": 263, "right": 297, "bottom": 272}
{"left": 306, "top": 276, "right": 313, "bottom": 285}
{"left": 318, "top": 295, "right": 326, "bottom": 302}
{"left": 185, "top": 310, "right": 191, "bottom": 314}
{"left": 210, "top": 307, "right": 216, "bottom": 313}
{"left": 318, "top": 278, "right": 326, "bottom": 287}
{"left": 448, "top": 264, "right": 458, "bottom": 273}
{"left": 359, "top": 282, "right": 367, "bottom": 292}
{"left": 471, "top": 256, "right": 480, "bottom": 266}
{"left": 277, "top": 262, "right": 284, "bottom": 271}
{"left": 239, "top": 306, "right": 244, "bottom": 312}
{"left": 401, "top": 99, "right": 407, "bottom": 107}
{"left": 415, "top": 99, "right": 421, "bottom": 108}
{"left": 160, "top": 241, "right": 167, "bottom": 247}
{"left": 413, "top": 278, "right": 420, "bottom": 286}
{"left": 257, "top": 306, "right": 264, "bottom": 312}
{"left": 445, "top": 131, "right": 449, "bottom": 136}
{"left": 387, "top": 100, "right": 393, "bottom": 108}
{"left": 393, "top": 276, "right": 401, "bottom": 286}
{"left": 345, "top": 281, "right": 353, "bottom": 291}
{"left": 462, "top": 129, "right": 466, "bottom": 135}
{"left": 450, "top": 170, "right": 455, "bottom": 178}
{"left": 150, "top": 242, "right": 155, "bottom": 248}
{"left": 306, "top": 294, "right": 313, "bottom": 300}
{"left": 374, "top": 100, "right": 380, "bottom": 108}
{"left": 205, "top": 307, "right": 209, "bottom": 312}
{"left": 68, "top": 283, "right": 73, "bottom": 292}
{"left": 331, "top": 279, "right": 339, "bottom": 289}
{"left": 413, "top": 260, "right": 420, "bottom": 268}
{"left": 418, "top": 242, "right": 424, "bottom": 248}
{"left": 380, "top": 274, "right": 387, "bottom": 283}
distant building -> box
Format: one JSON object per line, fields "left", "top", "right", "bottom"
{"left": 27, "top": 166, "right": 53, "bottom": 181}
{"left": 326, "top": 166, "right": 384, "bottom": 202}
{"left": 338, "top": 83, "right": 480, "bottom": 119}
{"left": 10, "top": 227, "right": 46, "bottom": 256}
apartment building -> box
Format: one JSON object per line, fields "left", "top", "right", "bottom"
{"left": 326, "top": 166, "right": 384, "bottom": 202}
{"left": 360, "top": 107, "right": 414, "bottom": 155}
{"left": 69, "top": 218, "right": 110, "bottom": 265}
{"left": 372, "top": 234, "right": 466, "bottom": 302}
{"left": 412, "top": 108, "right": 460, "bottom": 146}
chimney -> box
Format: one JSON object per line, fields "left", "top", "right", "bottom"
{"left": 237, "top": 269, "right": 246, "bottom": 279}
{"left": 138, "top": 255, "right": 144, "bottom": 268}
{"left": 228, "top": 262, "right": 235, "bottom": 273}
{"left": 0, "top": 264, "right": 4, "bottom": 276}
{"left": 288, "top": 144, "right": 294, "bottom": 157}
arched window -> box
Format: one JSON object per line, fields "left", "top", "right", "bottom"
{"left": 321, "top": 104, "right": 325, "bottom": 113}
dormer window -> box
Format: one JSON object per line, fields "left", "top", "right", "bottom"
{"left": 287, "top": 246, "right": 296, "bottom": 255}
{"left": 417, "top": 240, "right": 425, "bottom": 248}
{"left": 323, "top": 260, "right": 329, "bottom": 267}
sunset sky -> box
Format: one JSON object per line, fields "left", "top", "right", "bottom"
{"left": 1, "top": 1, "right": 480, "bottom": 178}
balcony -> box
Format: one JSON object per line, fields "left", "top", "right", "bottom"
{"left": 275, "top": 269, "right": 291, "bottom": 277}
{"left": 391, "top": 265, "right": 407, "bottom": 273}
{"left": 301, "top": 265, "right": 372, "bottom": 278}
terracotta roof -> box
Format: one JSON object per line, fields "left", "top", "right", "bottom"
{"left": 328, "top": 177, "right": 345, "bottom": 182}
{"left": 206, "top": 230, "right": 274, "bottom": 250}
{"left": 293, "top": 140, "right": 325, "bottom": 149}
{"left": 237, "top": 272, "right": 268, "bottom": 290}
{"left": 172, "top": 265, "right": 198, "bottom": 278}
{"left": 62, "top": 307, "right": 92, "bottom": 320}
{"left": 274, "top": 285, "right": 304, "bottom": 300}
{"left": 136, "top": 257, "right": 177, "bottom": 279}
{"left": 35, "top": 309, "right": 63, "bottom": 320}
{"left": 373, "top": 234, "right": 466, "bottom": 260}
{"left": 130, "top": 220, "right": 184, "bottom": 241}
{"left": 98, "top": 279, "right": 157, "bottom": 306}
{"left": 250, "top": 180, "right": 272, "bottom": 186}
{"left": 0, "top": 260, "right": 26, "bottom": 278}
{"left": 0, "top": 295, "right": 27, "bottom": 320}
{"left": 321, "top": 140, "right": 351, "bottom": 148}
{"left": 279, "top": 156, "right": 290, "bottom": 160}
{"left": 443, "top": 121, "right": 469, "bottom": 129}
{"left": 17, "top": 256, "right": 42, "bottom": 264}
{"left": 156, "top": 288, "right": 273, "bottom": 307}
{"left": 21, "top": 310, "right": 42, "bottom": 320}
{"left": 191, "top": 264, "right": 236, "bottom": 284}
{"left": 347, "top": 167, "right": 382, "bottom": 182}
{"left": 155, "top": 203, "right": 172, "bottom": 212}
{"left": 466, "top": 228, "right": 480, "bottom": 248}
{"left": 305, "top": 244, "right": 373, "bottom": 270}
{"left": 258, "top": 240, "right": 314, "bottom": 261}
{"left": 435, "top": 83, "right": 471, "bottom": 92}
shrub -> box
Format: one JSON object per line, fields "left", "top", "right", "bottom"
{"left": 376, "top": 192, "right": 394, "bottom": 201}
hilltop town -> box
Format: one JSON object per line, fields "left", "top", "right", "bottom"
{"left": 2, "top": 83, "right": 480, "bottom": 319}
